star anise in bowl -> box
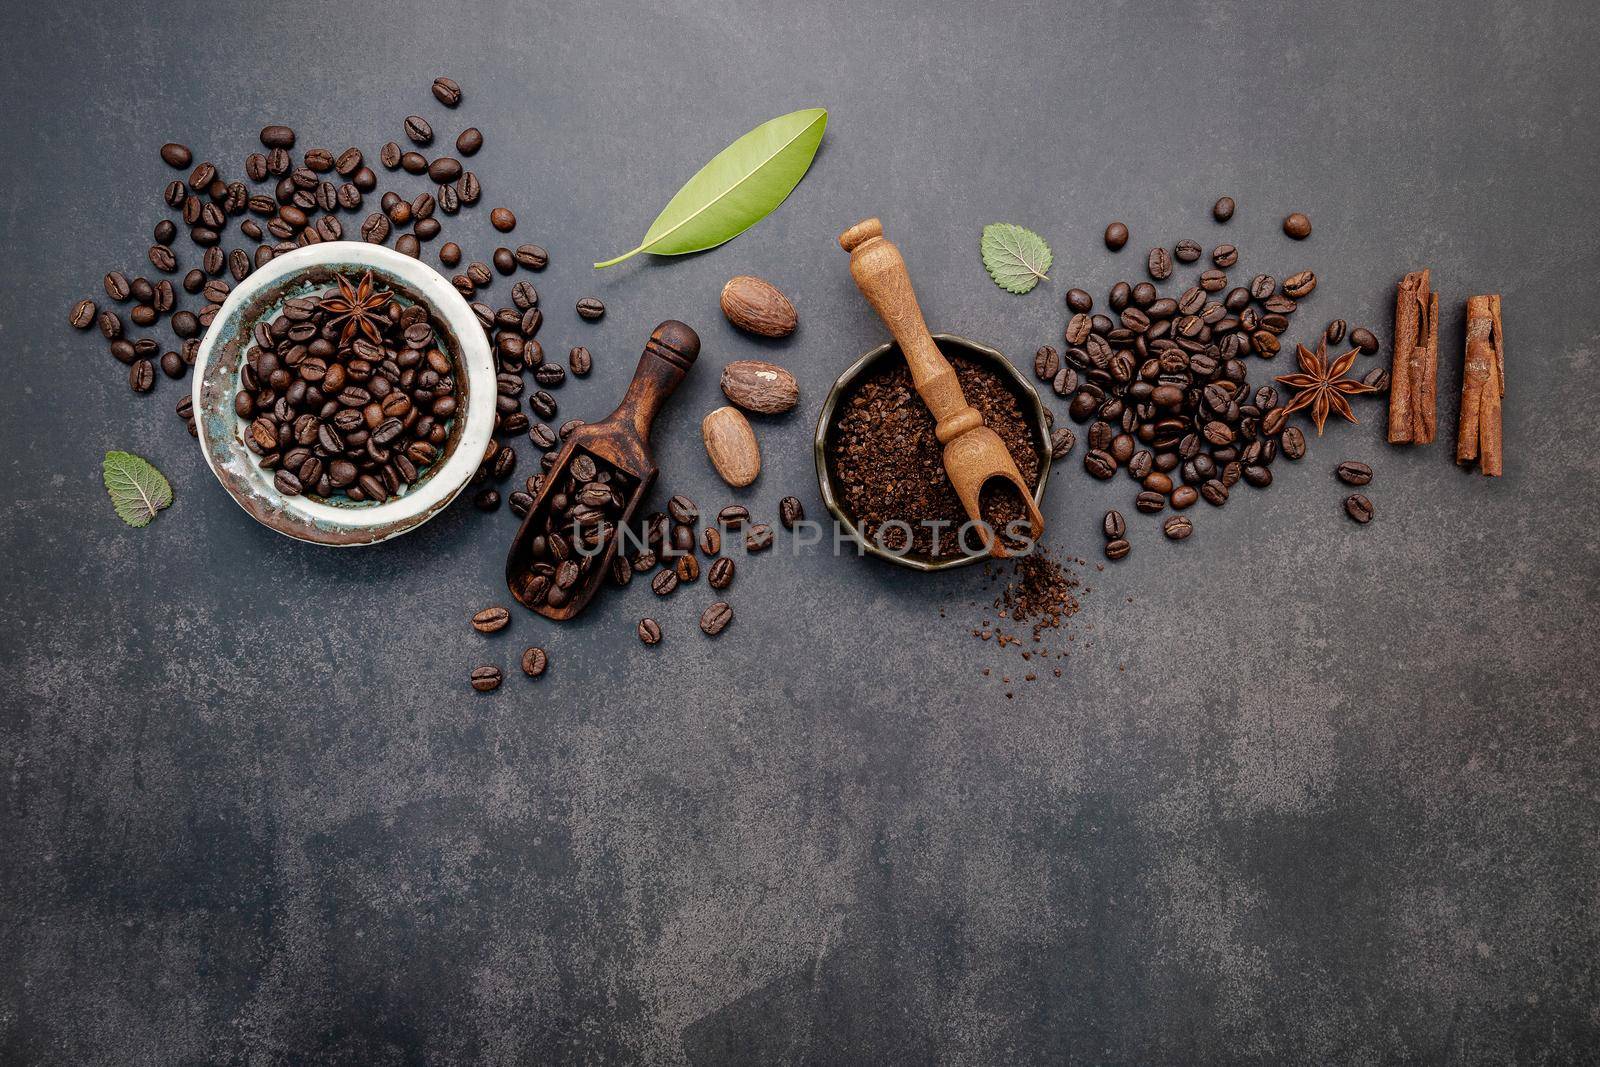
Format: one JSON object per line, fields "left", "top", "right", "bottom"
{"left": 1275, "top": 338, "right": 1380, "bottom": 435}
{"left": 317, "top": 269, "right": 393, "bottom": 345}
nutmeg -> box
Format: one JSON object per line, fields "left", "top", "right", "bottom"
{"left": 701, "top": 406, "right": 761, "bottom": 487}
{"left": 720, "top": 360, "right": 799, "bottom": 415}
{"left": 720, "top": 275, "right": 797, "bottom": 338}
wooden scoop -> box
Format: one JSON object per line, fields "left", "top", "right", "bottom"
{"left": 504, "top": 320, "right": 699, "bottom": 620}
{"left": 838, "top": 218, "right": 1044, "bottom": 556}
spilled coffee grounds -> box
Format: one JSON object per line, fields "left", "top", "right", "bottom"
{"left": 830, "top": 352, "right": 1043, "bottom": 557}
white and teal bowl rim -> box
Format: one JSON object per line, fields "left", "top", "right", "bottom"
{"left": 191, "top": 241, "right": 495, "bottom": 546}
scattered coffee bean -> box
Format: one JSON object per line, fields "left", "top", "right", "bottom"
{"left": 1147, "top": 247, "right": 1172, "bottom": 280}
{"left": 1325, "top": 319, "right": 1347, "bottom": 345}
{"left": 1050, "top": 427, "right": 1076, "bottom": 461}
{"left": 699, "top": 601, "right": 733, "bottom": 636}
{"left": 431, "top": 76, "right": 463, "bottom": 106}
{"left": 576, "top": 297, "right": 605, "bottom": 321}
{"left": 475, "top": 489, "right": 501, "bottom": 511}
{"left": 1162, "top": 515, "right": 1193, "bottom": 540}
{"left": 1104, "top": 222, "right": 1128, "bottom": 250}
{"left": 129, "top": 359, "right": 155, "bottom": 393}
{"left": 69, "top": 299, "right": 96, "bottom": 329}
{"left": 1211, "top": 244, "right": 1237, "bottom": 268}
{"left": 490, "top": 207, "right": 516, "bottom": 232}
{"left": 707, "top": 556, "right": 735, "bottom": 589}
{"left": 471, "top": 606, "right": 511, "bottom": 633}
{"left": 456, "top": 127, "right": 483, "bottom": 155}
{"left": 470, "top": 665, "right": 503, "bottom": 692}
{"left": 779, "top": 496, "right": 803, "bottom": 528}
{"left": 1350, "top": 327, "right": 1380, "bottom": 354}
{"left": 403, "top": 115, "right": 433, "bottom": 145}
{"left": 1104, "top": 539, "right": 1131, "bottom": 560}
{"left": 637, "top": 618, "right": 662, "bottom": 645}
{"left": 1283, "top": 212, "right": 1312, "bottom": 239}
{"left": 260, "top": 124, "right": 295, "bottom": 149}
{"left": 514, "top": 244, "right": 548, "bottom": 270}
{"left": 651, "top": 569, "right": 679, "bottom": 596}
{"left": 569, "top": 346, "right": 592, "bottom": 376}
{"left": 1173, "top": 239, "right": 1201, "bottom": 263}
{"left": 1212, "top": 196, "right": 1235, "bottom": 222}
{"left": 1335, "top": 461, "right": 1373, "bottom": 486}
{"left": 1344, "top": 493, "right": 1374, "bottom": 524}
{"left": 520, "top": 646, "right": 548, "bottom": 677}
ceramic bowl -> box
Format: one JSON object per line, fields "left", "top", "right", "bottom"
{"left": 813, "top": 333, "right": 1052, "bottom": 572}
{"left": 192, "top": 242, "right": 494, "bottom": 546}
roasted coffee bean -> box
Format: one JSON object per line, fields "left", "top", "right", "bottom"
{"left": 1162, "top": 515, "right": 1193, "bottom": 540}
{"left": 508, "top": 490, "right": 533, "bottom": 518}
{"left": 515, "top": 646, "right": 547, "bottom": 678}
{"left": 1361, "top": 367, "right": 1390, "bottom": 392}
{"left": 699, "top": 601, "right": 733, "bottom": 636}
{"left": 1084, "top": 449, "right": 1116, "bottom": 479}
{"left": 1345, "top": 493, "right": 1374, "bottom": 523}
{"left": 771, "top": 496, "right": 801, "bottom": 530}
{"left": 490, "top": 207, "right": 516, "bottom": 232}
{"left": 1212, "top": 196, "right": 1235, "bottom": 222}
{"left": 70, "top": 299, "right": 96, "bottom": 329}
{"left": 159, "top": 350, "right": 184, "bottom": 379}
{"left": 1104, "top": 221, "right": 1129, "bottom": 250}
{"left": 458, "top": 172, "right": 481, "bottom": 204}
{"left": 742, "top": 524, "right": 774, "bottom": 556}
{"left": 567, "top": 346, "right": 593, "bottom": 377}
{"left": 1242, "top": 464, "right": 1272, "bottom": 488}
{"left": 128, "top": 359, "right": 155, "bottom": 393}
{"left": 697, "top": 526, "right": 720, "bottom": 556}
{"left": 707, "top": 556, "right": 734, "bottom": 589}
{"left": 379, "top": 141, "right": 402, "bottom": 169}
{"left": 1173, "top": 239, "right": 1201, "bottom": 263}
{"left": 636, "top": 618, "right": 662, "bottom": 645}
{"left": 1282, "top": 271, "right": 1316, "bottom": 298}
{"left": 1283, "top": 212, "right": 1312, "bottom": 239}
{"left": 428, "top": 156, "right": 462, "bottom": 184}
{"left": 1350, "top": 327, "right": 1380, "bottom": 354}
{"left": 718, "top": 504, "right": 751, "bottom": 528}
{"left": 1104, "top": 538, "right": 1131, "bottom": 560}
{"left": 1049, "top": 427, "right": 1075, "bottom": 461}
{"left": 1064, "top": 288, "right": 1093, "bottom": 313}
{"left": 1052, "top": 367, "right": 1077, "bottom": 397}
{"left": 1170, "top": 485, "right": 1198, "bottom": 509}
{"left": 437, "top": 242, "right": 462, "bottom": 269}
{"left": 1103, "top": 509, "right": 1126, "bottom": 539}
{"left": 1211, "top": 243, "right": 1238, "bottom": 268}
{"left": 529, "top": 390, "right": 556, "bottom": 419}
{"left": 403, "top": 115, "right": 433, "bottom": 145}
{"left": 1281, "top": 426, "right": 1307, "bottom": 460}
{"left": 1134, "top": 490, "right": 1166, "bottom": 514}
{"left": 259, "top": 124, "right": 295, "bottom": 149}
{"left": 469, "top": 665, "right": 503, "bottom": 692}
{"left": 675, "top": 553, "right": 700, "bottom": 583}
{"left": 511, "top": 281, "right": 539, "bottom": 311}
{"left": 1200, "top": 479, "right": 1229, "bottom": 506}
{"left": 1034, "top": 345, "right": 1060, "bottom": 381}
{"left": 534, "top": 363, "right": 566, "bottom": 388}
{"left": 474, "top": 489, "right": 501, "bottom": 511}
{"left": 1147, "top": 247, "right": 1172, "bottom": 280}
{"left": 576, "top": 297, "right": 605, "bottom": 321}
{"left": 1335, "top": 460, "right": 1373, "bottom": 486}
{"left": 651, "top": 569, "right": 679, "bottom": 596}
{"left": 1324, "top": 319, "right": 1348, "bottom": 345}
{"left": 659, "top": 495, "right": 695, "bottom": 527}
{"left": 148, "top": 245, "right": 176, "bottom": 272}
{"left": 400, "top": 151, "right": 427, "bottom": 175}
{"left": 471, "top": 606, "right": 511, "bottom": 633}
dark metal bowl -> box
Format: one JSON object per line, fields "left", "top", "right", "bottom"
{"left": 813, "top": 333, "right": 1053, "bottom": 572}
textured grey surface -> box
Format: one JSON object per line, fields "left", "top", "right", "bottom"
{"left": 2, "top": 0, "right": 1598, "bottom": 1062}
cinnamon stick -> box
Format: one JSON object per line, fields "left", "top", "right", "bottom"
{"left": 1388, "top": 269, "right": 1439, "bottom": 444}
{"left": 1457, "top": 294, "right": 1504, "bottom": 476}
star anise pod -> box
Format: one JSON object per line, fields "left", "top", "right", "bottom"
{"left": 1275, "top": 338, "right": 1379, "bottom": 435}
{"left": 317, "top": 270, "right": 392, "bottom": 345}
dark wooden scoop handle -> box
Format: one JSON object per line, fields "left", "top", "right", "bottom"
{"left": 605, "top": 319, "right": 700, "bottom": 444}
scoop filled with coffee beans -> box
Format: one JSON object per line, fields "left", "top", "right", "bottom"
{"left": 505, "top": 320, "right": 700, "bottom": 620}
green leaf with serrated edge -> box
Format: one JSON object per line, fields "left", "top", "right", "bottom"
{"left": 103, "top": 450, "right": 173, "bottom": 528}
{"left": 981, "top": 223, "right": 1053, "bottom": 294}
{"left": 595, "top": 108, "right": 827, "bottom": 268}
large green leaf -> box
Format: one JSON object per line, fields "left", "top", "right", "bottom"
{"left": 595, "top": 107, "right": 827, "bottom": 268}
{"left": 103, "top": 450, "right": 173, "bottom": 528}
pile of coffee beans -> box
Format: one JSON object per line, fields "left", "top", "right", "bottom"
{"left": 1044, "top": 207, "right": 1385, "bottom": 558}
{"left": 508, "top": 450, "right": 634, "bottom": 611}
{"left": 238, "top": 268, "right": 457, "bottom": 501}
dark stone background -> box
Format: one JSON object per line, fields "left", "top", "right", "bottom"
{"left": 2, "top": 0, "right": 1597, "bottom": 1062}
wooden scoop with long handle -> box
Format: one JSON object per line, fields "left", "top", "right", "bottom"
{"left": 839, "top": 218, "right": 1044, "bottom": 556}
